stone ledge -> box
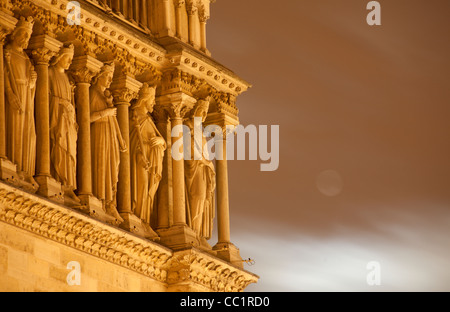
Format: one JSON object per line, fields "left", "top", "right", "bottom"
{"left": 0, "top": 182, "right": 258, "bottom": 291}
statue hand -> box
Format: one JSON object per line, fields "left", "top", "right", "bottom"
{"left": 31, "top": 70, "right": 37, "bottom": 82}
{"left": 105, "top": 107, "right": 117, "bottom": 117}
{"left": 120, "top": 141, "right": 128, "bottom": 153}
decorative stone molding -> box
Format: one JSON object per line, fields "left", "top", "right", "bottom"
{"left": 0, "top": 182, "right": 172, "bottom": 282}
{"left": 9, "top": 0, "right": 249, "bottom": 96}
{"left": 212, "top": 91, "right": 239, "bottom": 118}
{"left": 166, "top": 249, "right": 258, "bottom": 292}
{"left": 0, "top": 182, "right": 258, "bottom": 291}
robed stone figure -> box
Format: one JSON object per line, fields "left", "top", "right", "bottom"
{"left": 48, "top": 44, "right": 79, "bottom": 202}
{"left": 89, "top": 63, "right": 126, "bottom": 222}
{"left": 4, "top": 17, "right": 37, "bottom": 183}
{"left": 129, "top": 84, "right": 166, "bottom": 227}
{"left": 185, "top": 100, "right": 216, "bottom": 240}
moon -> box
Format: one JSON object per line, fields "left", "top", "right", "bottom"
{"left": 316, "top": 170, "right": 344, "bottom": 197}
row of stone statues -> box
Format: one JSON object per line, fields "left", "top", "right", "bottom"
{"left": 2, "top": 16, "right": 216, "bottom": 240}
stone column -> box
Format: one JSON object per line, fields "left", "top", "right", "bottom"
{"left": 206, "top": 114, "right": 243, "bottom": 269}
{"left": 161, "top": 0, "right": 174, "bottom": 37}
{"left": 156, "top": 92, "right": 197, "bottom": 250}
{"left": 139, "top": 0, "right": 148, "bottom": 29}
{"left": 199, "top": 14, "right": 209, "bottom": 54}
{"left": 215, "top": 128, "right": 231, "bottom": 244}
{"left": 28, "top": 35, "right": 63, "bottom": 201}
{"left": 174, "top": 0, "right": 186, "bottom": 41}
{"left": 153, "top": 105, "right": 172, "bottom": 230}
{"left": 69, "top": 56, "right": 105, "bottom": 216}
{"left": 186, "top": 2, "right": 199, "bottom": 48}
{"left": 0, "top": 10, "right": 17, "bottom": 183}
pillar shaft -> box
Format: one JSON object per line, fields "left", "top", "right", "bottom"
{"left": 199, "top": 20, "right": 207, "bottom": 52}
{"left": 162, "top": 0, "right": 172, "bottom": 33}
{"left": 140, "top": 0, "right": 148, "bottom": 28}
{"left": 187, "top": 8, "right": 198, "bottom": 46}
{"left": 171, "top": 116, "right": 186, "bottom": 225}
{"left": 157, "top": 92, "right": 196, "bottom": 229}
{"left": 110, "top": 76, "right": 142, "bottom": 214}
{"left": 175, "top": 1, "right": 184, "bottom": 40}
{"left": 34, "top": 62, "right": 51, "bottom": 177}
{"left": 69, "top": 56, "right": 103, "bottom": 197}
{"left": 154, "top": 106, "right": 172, "bottom": 229}
{"left": 0, "top": 40, "right": 6, "bottom": 159}
{"left": 28, "top": 36, "right": 63, "bottom": 198}
{"left": 75, "top": 82, "right": 92, "bottom": 195}
{"left": 29, "top": 36, "right": 62, "bottom": 178}
{"left": 116, "top": 101, "right": 132, "bottom": 213}
{"left": 216, "top": 137, "right": 231, "bottom": 244}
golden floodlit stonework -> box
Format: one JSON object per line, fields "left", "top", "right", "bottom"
{"left": 0, "top": 0, "right": 258, "bottom": 291}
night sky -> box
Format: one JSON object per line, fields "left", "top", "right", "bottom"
{"left": 206, "top": 0, "right": 450, "bottom": 291}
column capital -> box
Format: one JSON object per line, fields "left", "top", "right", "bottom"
{"left": 199, "top": 11, "right": 210, "bottom": 23}
{"left": 204, "top": 112, "right": 239, "bottom": 142}
{"left": 0, "top": 10, "right": 16, "bottom": 43}
{"left": 69, "top": 55, "right": 104, "bottom": 84}
{"left": 110, "top": 74, "right": 143, "bottom": 104}
{"left": 28, "top": 35, "right": 62, "bottom": 65}
{"left": 174, "top": 0, "right": 185, "bottom": 9}
{"left": 186, "top": 0, "right": 198, "bottom": 15}
{"left": 156, "top": 92, "right": 197, "bottom": 119}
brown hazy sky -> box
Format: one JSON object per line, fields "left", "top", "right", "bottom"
{"left": 207, "top": 0, "right": 450, "bottom": 291}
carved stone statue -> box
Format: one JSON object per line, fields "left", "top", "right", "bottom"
{"left": 129, "top": 84, "right": 166, "bottom": 227}
{"left": 4, "top": 16, "right": 37, "bottom": 183}
{"left": 89, "top": 62, "right": 126, "bottom": 222}
{"left": 48, "top": 44, "right": 79, "bottom": 202}
{"left": 184, "top": 99, "right": 216, "bottom": 240}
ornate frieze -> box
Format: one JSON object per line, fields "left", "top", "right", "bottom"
{"left": 0, "top": 182, "right": 257, "bottom": 291}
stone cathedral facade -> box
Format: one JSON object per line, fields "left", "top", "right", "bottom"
{"left": 0, "top": 0, "right": 258, "bottom": 291}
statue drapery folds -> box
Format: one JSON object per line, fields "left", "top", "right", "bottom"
{"left": 130, "top": 84, "right": 166, "bottom": 227}
{"left": 89, "top": 62, "right": 126, "bottom": 222}
{"left": 184, "top": 99, "right": 216, "bottom": 240}
{"left": 48, "top": 44, "right": 79, "bottom": 202}
{"left": 4, "top": 16, "right": 37, "bottom": 183}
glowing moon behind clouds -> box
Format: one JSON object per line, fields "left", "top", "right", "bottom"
{"left": 316, "top": 170, "right": 344, "bottom": 197}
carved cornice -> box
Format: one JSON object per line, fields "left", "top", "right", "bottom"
{"left": 27, "top": 35, "right": 63, "bottom": 65}
{"left": 0, "top": 182, "right": 258, "bottom": 291}
{"left": 30, "top": 47, "right": 56, "bottom": 65}
{"left": 110, "top": 75, "right": 142, "bottom": 104}
{"left": 169, "top": 53, "right": 248, "bottom": 96}
{"left": 0, "top": 182, "right": 172, "bottom": 283}
{"left": 9, "top": 0, "right": 249, "bottom": 99}
{"left": 0, "top": 0, "right": 13, "bottom": 13}
{"left": 156, "top": 91, "right": 197, "bottom": 119}
{"left": 166, "top": 249, "right": 258, "bottom": 292}
{"left": 160, "top": 68, "right": 207, "bottom": 97}
{"left": 212, "top": 91, "right": 239, "bottom": 117}
{"left": 69, "top": 55, "right": 104, "bottom": 84}
{"left": 10, "top": 0, "right": 164, "bottom": 72}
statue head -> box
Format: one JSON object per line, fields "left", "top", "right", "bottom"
{"left": 10, "top": 16, "right": 34, "bottom": 51}
{"left": 51, "top": 44, "right": 74, "bottom": 70}
{"left": 132, "top": 83, "right": 156, "bottom": 113}
{"left": 93, "top": 62, "right": 115, "bottom": 90}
